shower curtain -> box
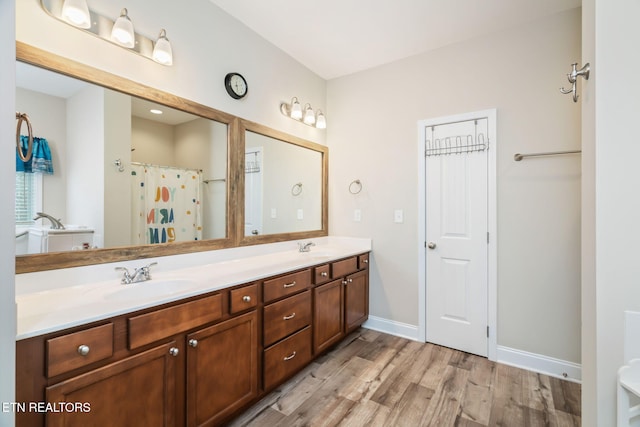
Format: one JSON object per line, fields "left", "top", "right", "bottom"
{"left": 131, "top": 163, "right": 203, "bottom": 245}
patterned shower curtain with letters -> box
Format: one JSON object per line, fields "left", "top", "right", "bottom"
{"left": 131, "top": 163, "right": 203, "bottom": 245}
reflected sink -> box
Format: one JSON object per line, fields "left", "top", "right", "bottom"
{"left": 299, "top": 250, "right": 340, "bottom": 261}
{"left": 102, "top": 279, "right": 201, "bottom": 301}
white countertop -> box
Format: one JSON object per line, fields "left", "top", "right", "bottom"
{"left": 16, "top": 237, "right": 371, "bottom": 340}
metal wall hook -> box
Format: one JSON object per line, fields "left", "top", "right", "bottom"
{"left": 114, "top": 159, "right": 125, "bottom": 172}
{"left": 560, "top": 62, "right": 590, "bottom": 102}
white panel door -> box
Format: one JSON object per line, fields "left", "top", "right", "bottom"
{"left": 425, "top": 119, "right": 488, "bottom": 357}
{"left": 244, "top": 149, "right": 263, "bottom": 236}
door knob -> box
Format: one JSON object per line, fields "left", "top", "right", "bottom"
{"left": 427, "top": 242, "right": 436, "bottom": 249}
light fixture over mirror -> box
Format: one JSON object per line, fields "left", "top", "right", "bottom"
{"left": 280, "top": 97, "right": 327, "bottom": 129}
{"left": 110, "top": 8, "right": 135, "bottom": 48}
{"left": 61, "top": 0, "right": 90, "bottom": 28}
{"left": 41, "top": 0, "right": 174, "bottom": 66}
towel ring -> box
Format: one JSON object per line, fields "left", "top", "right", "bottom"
{"left": 16, "top": 112, "right": 33, "bottom": 162}
{"left": 291, "top": 182, "right": 303, "bottom": 196}
{"left": 349, "top": 179, "right": 362, "bottom": 194}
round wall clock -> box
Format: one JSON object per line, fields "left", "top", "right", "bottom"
{"left": 224, "top": 72, "right": 248, "bottom": 99}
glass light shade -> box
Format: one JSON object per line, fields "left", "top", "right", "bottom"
{"left": 111, "top": 8, "right": 135, "bottom": 48}
{"left": 303, "top": 104, "right": 315, "bottom": 125}
{"left": 61, "top": 0, "right": 91, "bottom": 29}
{"left": 152, "top": 29, "right": 173, "bottom": 65}
{"left": 290, "top": 98, "right": 303, "bottom": 120}
{"left": 315, "top": 110, "right": 327, "bottom": 129}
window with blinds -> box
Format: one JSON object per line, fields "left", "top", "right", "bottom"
{"left": 15, "top": 172, "right": 36, "bottom": 224}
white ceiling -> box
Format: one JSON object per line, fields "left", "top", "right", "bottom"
{"left": 209, "top": 0, "right": 581, "bottom": 80}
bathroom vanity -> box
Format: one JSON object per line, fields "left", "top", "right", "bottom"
{"left": 15, "top": 244, "right": 370, "bottom": 426}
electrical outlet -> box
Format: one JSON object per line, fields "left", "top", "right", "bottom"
{"left": 271, "top": 208, "right": 277, "bottom": 218}
{"left": 297, "top": 209, "right": 304, "bottom": 220}
{"left": 394, "top": 209, "right": 404, "bottom": 223}
{"left": 354, "top": 209, "right": 362, "bottom": 222}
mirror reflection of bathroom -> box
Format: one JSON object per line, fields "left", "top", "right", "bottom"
{"left": 15, "top": 61, "right": 228, "bottom": 255}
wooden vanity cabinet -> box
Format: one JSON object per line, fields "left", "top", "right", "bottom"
{"left": 45, "top": 340, "right": 179, "bottom": 427}
{"left": 16, "top": 253, "right": 369, "bottom": 427}
{"left": 186, "top": 311, "right": 258, "bottom": 427}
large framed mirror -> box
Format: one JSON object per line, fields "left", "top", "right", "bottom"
{"left": 15, "top": 42, "right": 329, "bottom": 274}
{"left": 15, "top": 42, "right": 238, "bottom": 273}
{"left": 238, "top": 120, "right": 328, "bottom": 245}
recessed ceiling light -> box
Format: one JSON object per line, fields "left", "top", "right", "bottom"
{"left": 150, "top": 109, "right": 163, "bottom": 115}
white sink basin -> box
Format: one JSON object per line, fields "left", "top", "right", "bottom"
{"left": 102, "top": 279, "right": 201, "bottom": 301}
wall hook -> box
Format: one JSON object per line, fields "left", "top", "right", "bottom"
{"left": 114, "top": 159, "right": 125, "bottom": 172}
{"left": 560, "top": 62, "right": 590, "bottom": 102}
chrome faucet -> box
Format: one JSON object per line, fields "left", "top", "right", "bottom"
{"left": 298, "top": 241, "right": 315, "bottom": 252}
{"left": 33, "top": 212, "right": 65, "bottom": 230}
{"left": 115, "top": 262, "right": 158, "bottom": 285}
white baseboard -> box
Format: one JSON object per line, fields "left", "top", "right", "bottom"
{"left": 362, "top": 316, "right": 581, "bottom": 383}
{"left": 362, "top": 316, "right": 420, "bottom": 341}
{"left": 497, "top": 345, "right": 582, "bottom": 383}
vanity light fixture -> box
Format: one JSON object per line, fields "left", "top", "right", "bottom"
{"left": 152, "top": 29, "right": 173, "bottom": 66}
{"left": 149, "top": 109, "right": 163, "bottom": 115}
{"left": 40, "top": 0, "right": 174, "bottom": 66}
{"left": 280, "top": 97, "right": 327, "bottom": 129}
{"left": 61, "top": 0, "right": 91, "bottom": 28}
{"left": 111, "top": 8, "right": 135, "bottom": 48}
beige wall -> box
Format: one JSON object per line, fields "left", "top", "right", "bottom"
{"left": 327, "top": 9, "right": 582, "bottom": 363}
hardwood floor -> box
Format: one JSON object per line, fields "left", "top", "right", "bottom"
{"left": 229, "top": 329, "right": 581, "bottom": 427}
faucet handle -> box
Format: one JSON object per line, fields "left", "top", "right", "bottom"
{"left": 115, "top": 266, "right": 132, "bottom": 284}
{"left": 142, "top": 262, "right": 158, "bottom": 279}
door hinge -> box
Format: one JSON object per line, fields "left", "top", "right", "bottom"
{"left": 487, "top": 326, "right": 490, "bottom": 338}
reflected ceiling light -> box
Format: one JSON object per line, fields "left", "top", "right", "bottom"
{"left": 61, "top": 0, "right": 91, "bottom": 29}
{"left": 149, "top": 109, "right": 163, "bottom": 115}
{"left": 280, "top": 97, "right": 326, "bottom": 129}
{"left": 111, "top": 8, "right": 135, "bottom": 48}
{"left": 152, "top": 29, "right": 173, "bottom": 65}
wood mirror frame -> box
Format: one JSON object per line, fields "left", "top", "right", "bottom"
{"left": 15, "top": 42, "right": 328, "bottom": 274}
{"left": 237, "top": 119, "right": 328, "bottom": 246}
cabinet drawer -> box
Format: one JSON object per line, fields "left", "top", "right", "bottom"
{"left": 128, "top": 294, "right": 222, "bottom": 349}
{"left": 230, "top": 283, "right": 259, "bottom": 314}
{"left": 358, "top": 253, "right": 370, "bottom": 270}
{"left": 47, "top": 323, "right": 113, "bottom": 378}
{"left": 331, "top": 257, "right": 358, "bottom": 278}
{"left": 313, "top": 264, "right": 331, "bottom": 284}
{"left": 263, "top": 270, "right": 311, "bottom": 303}
{"left": 263, "top": 290, "right": 311, "bottom": 347}
{"left": 263, "top": 326, "right": 312, "bottom": 390}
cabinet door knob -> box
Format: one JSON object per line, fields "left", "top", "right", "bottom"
{"left": 283, "top": 351, "right": 297, "bottom": 361}
{"left": 348, "top": 278, "right": 353, "bottom": 283}
{"left": 363, "top": 259, "right": 369, "bottom": 264}
{"left": 283, "top": 313, "right": 296, "bottom": 321}
{"left": 242, "top": 295, "right": 251, "bottom": 302}
{"left": 283, "top": 281, "right": 296, "bottom": 288}
{"left": 428, "top": 242, "right": 437, "bottom": 249}
{"left": 77, "top": 345, "right": 90, "bottom": 356}
{"left": 188, "top": 339, "right": 198, "bottom": 348}
{"left": 342, "top": 280, "right": 348, "bottom": 285}
{"left": 169, "top": 347, "right": 179, "bottom": 357}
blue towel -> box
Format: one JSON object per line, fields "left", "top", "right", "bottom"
{"left": 16, "top": 135, "right": 54, "bottom": 174}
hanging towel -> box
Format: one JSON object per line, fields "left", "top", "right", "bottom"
{"left": 16, "top": 135, "right": 54, "bottom": 174}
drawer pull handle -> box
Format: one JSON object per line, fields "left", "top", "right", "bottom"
{"left": 77, "top": 345, "right": 90, "bottom": 356}
{"left": 283, "top": 313, "right": 296, "bottom": 321}
{"left": 283, "top": 281, "right": 296, "bottom": 289}
{"left": 169, "top": 347, "right": 179, "bottom": 357}
{"left": 320, "top": 272, "right": 328, "bottom": 277}
{"left": 188, "top": 339, "right": 198, "bottom": 348}
{"left": 283, "top": 351, "right": 297, "bottom": 361}
{"left": 242, "top": 295, "right": 252, "bottom": 303}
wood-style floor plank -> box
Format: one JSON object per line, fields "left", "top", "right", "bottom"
{"left": 230, "top": 329, "right": 581, "bottom": 427}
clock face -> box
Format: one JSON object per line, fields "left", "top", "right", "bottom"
{"left": 225, "top": 73, "right": 247, "bottom": 99}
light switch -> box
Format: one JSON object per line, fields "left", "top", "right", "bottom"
{"left": 271, "top": 208, "right": 277, "bottom": 218}
{"left": 394, "top": 209, "right": 404, "bottom": 223}
{"left": 297, "top": 209, "right": 304, "bottom": 220}
{"left": 354, "top": 209, "right": 362, "bottom": 222}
